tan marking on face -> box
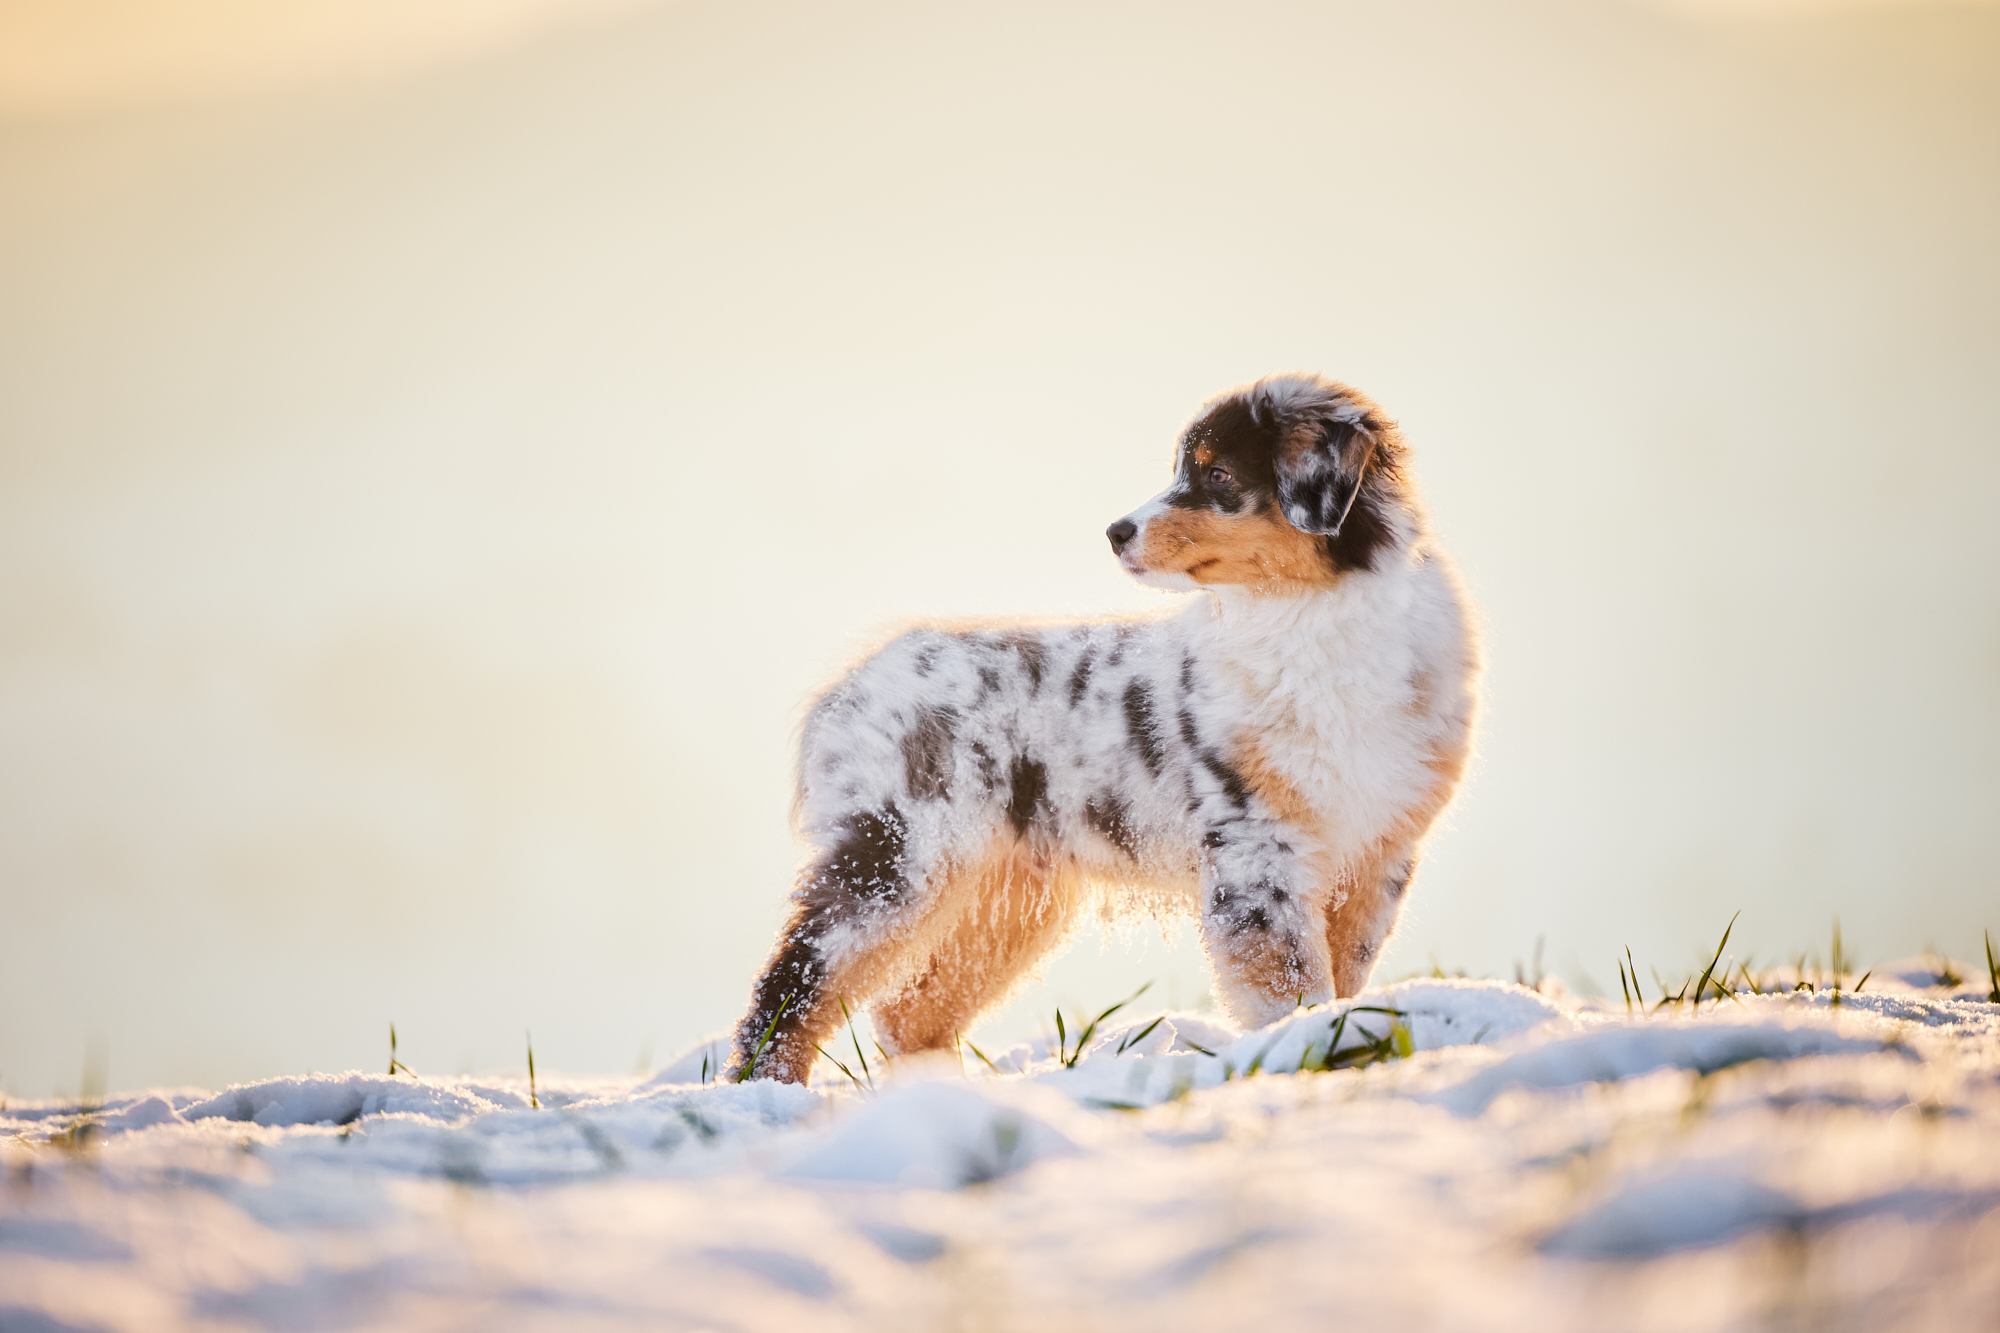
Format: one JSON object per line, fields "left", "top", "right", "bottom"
{"left": 1136, "top": 505, "right": 1338, "bottom": 593}
{"left": 1193, "top": 443, "right": 1215, "bottom": 468}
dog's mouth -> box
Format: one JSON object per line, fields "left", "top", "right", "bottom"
{"left": 1119, "top": 551, "right": 1209, "bottom": 591}
{"left": 1121, "top": 550, "right": 1217, "bottom": 579}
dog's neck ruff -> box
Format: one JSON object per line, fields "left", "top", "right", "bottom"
{"left": 1188, "top": 545, "right": 1416, "bottom": 685}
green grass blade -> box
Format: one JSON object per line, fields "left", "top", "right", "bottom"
{"left": 811, "top": 1042, "right": 864, "bottom": 1091}
{"left": 1116, "top": 1015, "right": 1166, "bottom": 1056}
{"left": 1690, "top": 911, "right": 1741, "bottom": 1015}
{"left": 964, "top": 1038, "right": 1001, "bottom": 1073}
{"left": 839, "top": 997, "right": 874, "bottom": 1091}
{"left": 737, "top": 993, "right": 793, "bottom": 1083}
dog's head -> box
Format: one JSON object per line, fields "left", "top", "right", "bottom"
{"left": 1107, "top": 374, "right": 1406, "bottom": 593}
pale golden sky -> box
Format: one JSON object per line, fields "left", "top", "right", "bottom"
{"left": 6, "top": 0, "right": 1996, "bottom": 115}
{"left": 3, "top": 0, "right": 1996, "bottom": 1095}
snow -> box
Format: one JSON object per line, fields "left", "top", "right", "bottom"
{"left": 3, "top": 969, "right": 1996, "bottom": 1331}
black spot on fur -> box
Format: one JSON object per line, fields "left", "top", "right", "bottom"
{"left": 816, "top": 805, "right": 908, "bottom": 903}
{"left": 1179, "top": 653, "right": 1196, "bottom": 695}
{"left": 911, "top": 643, "right": 941, "bottom": 677}
{"left": 1084, "top": 795, "right": 1140, "bottom": 859}
{"left": 1177, "top": 709, "right": 1200, "bottom": 748}
{"left": 1067, "top": 652, "right": 1095, "bottom": 707}
{"left": 1005, "top": 755, "right": 1049, "bottom": 835}
{"left": 968, "top": 740, "right": 1000, "bottom": 790}
{"left": 1384, "top": 863, "right": 1413, "bottom": 899}
{"left": 901, "top": 708, "right": 957, "bottom": 802}
{"left": 1199, "top": 751, "right": 1250, "bottom": 809}
{"left": 1239, "top": 905, "right": 1272, "bottom": 933}
{"left": 1123, "top": 680, "right": 1164, "bottom": 776}
{"left": 1003, "top": 633, "right": 1046, "bottom": 692}
{"left": 978, "top": 665, "right": 1002, "bottom": 694}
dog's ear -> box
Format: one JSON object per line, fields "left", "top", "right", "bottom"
{"left": 1275, "top": 405, "right": 1376, "bottom": 536}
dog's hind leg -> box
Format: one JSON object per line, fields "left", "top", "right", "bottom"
{"left": 731, "top": 805, "right": 939, "bottom": 1084}
{"left": 870, "top": 851, "right": 1081, "bottom": 1058}
{"left": 1324, "top": 843, "right": 1419, "bottom": 1000}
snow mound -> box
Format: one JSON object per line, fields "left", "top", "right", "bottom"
{"left": 641, "top": 1031, "right": 732, "bottom": 1088}
{"left": 94, "top": 1095, "right": 185, "bottom": 1133}
{"left": 1544, "top": 1173, "right": 2000, "bottom": 1260}
{"left": 1430, "top": 1015, "right": 1898, "bottom": 1115}
{"left": 1218, "top": 977, "right": 1572, "bottom": 1074}
{"left": 780, "top": 1080, "right": 1079, "bottom": 1187}
{"left": 1540, "top": 1171, "right": 1804, "bottom": 1258}
{"left": 179, "top": 1073, "right": 521, "bottom": 1126}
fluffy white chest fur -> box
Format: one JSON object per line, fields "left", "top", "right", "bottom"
{"left": 1185, "top": 544, "right": 1477, "bottom": 875}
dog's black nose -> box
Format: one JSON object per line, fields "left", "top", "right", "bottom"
{"left": 1105, "top": 519, "right": 1138, "bottom": 554}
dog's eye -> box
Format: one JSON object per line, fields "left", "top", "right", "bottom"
{"left": 1207, "top": 466, "right": 1234, "bottom": 488}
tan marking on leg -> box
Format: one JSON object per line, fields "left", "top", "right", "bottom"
{"left": 1321, "top": 733, "right": 1474, "bottom": 999}
{"left": 1324, "top": 845, "right": 1407, "bottom": 1000}
{"left": 1229, "top": 737, "right": 1320, "bottom": 832}
{"left": 736, "top": 839, "right": 1001, "bottom": 1084}
{"left": 871, "top": 846, "right": 1082, "bottom": 1057}
{"left": 1202, "top": 921, "right": 1332, "bottom": 1028}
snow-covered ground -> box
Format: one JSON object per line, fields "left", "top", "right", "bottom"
{"left": 4, "top": 969, "right": 1996, "bottom": 1332}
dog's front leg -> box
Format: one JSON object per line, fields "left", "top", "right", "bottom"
{"left": 1195, "top": 823, "right": 1333, "bottom": 1030}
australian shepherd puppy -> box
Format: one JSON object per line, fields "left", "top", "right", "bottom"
{"left": 731, "top": 373, "right": 1481, "bottom": 1083}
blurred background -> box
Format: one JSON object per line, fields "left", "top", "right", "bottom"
{"left": 2, "top": 0, "right": 1996, "bottom": 1097}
